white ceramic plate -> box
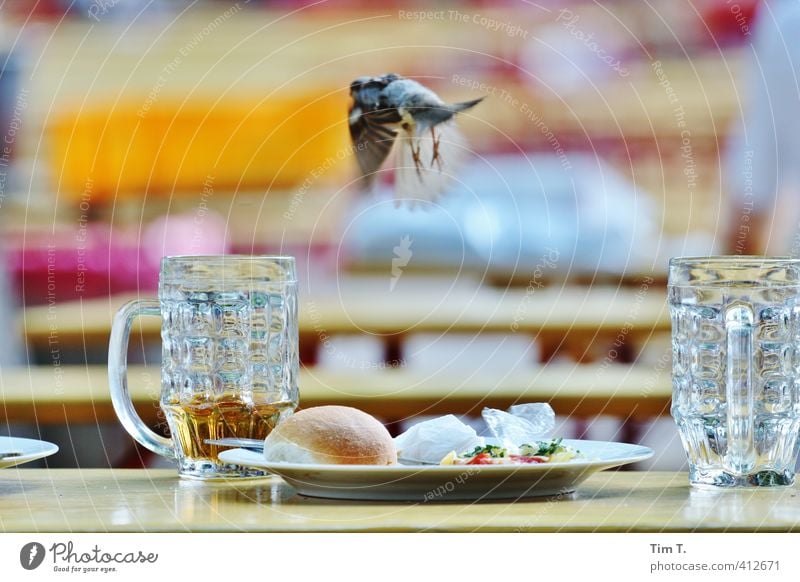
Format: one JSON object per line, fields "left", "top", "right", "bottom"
{"left": 0, "top": 436, "right": 59, "bottom": 469}
{"left": 219, "top": 439, "right": 653, "bottom": 501}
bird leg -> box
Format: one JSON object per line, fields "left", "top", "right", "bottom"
{"left": 410, "top": 139, "right": 423, "bottom": 177}
{"left": 430, "top": 127, "right": 442, "bottom": 170}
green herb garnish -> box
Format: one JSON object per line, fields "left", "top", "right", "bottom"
{"left": 519, "top": 438, "right": 564, "bottom": 457}
{"left": 462, "top": 444, "right": 507, "bottom": 458}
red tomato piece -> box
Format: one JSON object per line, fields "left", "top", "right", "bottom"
{"left": 466, "top": 452, "right": 494, "bottom": 465}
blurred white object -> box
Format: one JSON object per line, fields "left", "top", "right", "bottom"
{"left": 74, "top": 0, "right": 172, "bottom": 23}
{"left": 656, "top": 233, "right": 718, "bottom": 267}
{"left": 141, "top": 211, "right": 229, "bottom": 268}
{"left": 1, "top": 30, "right": 23, "bottom": 366}
{"left": 316, "top": 334, "right": 386, "bottom": 371}
{"left": 581, "top": 416, "right": 623, "bottom": 442}
{"left": 634, "top": 418, "right": 688, "bottom": 471}
{"left": 395, "top": 403, "right": 558, "bottom": 463}
{"left": 404, "top": 332, "right": 538, "bottom": 373}
{"left": 343, "top": 153, "right": 657, "bottom": 278}
{"left": 508, "top": 403, "right": 556, "bottom": 437}
{"left": 520, "top": 18, "right": 632, "bottom": 95}
{"left": 394, "top": 414, "right": 484, "bottom": 464}
{"left": 460, "top": 154, "right": 657, "bottom": 275}
{"left": 725, "top": 1, "right": 800, "bottom": 254}
{"left": 0, "top": 263, "right": 23, "bottom": 366}
{"left": 482, "top": 404, "right": 555, "bottom": 448}
{"left": 553, "top": 415, "right": 580, "bottom": 439}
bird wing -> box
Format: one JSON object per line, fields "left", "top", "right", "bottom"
{"left": 349, "top": 106, "right": 402, "bottom": 186}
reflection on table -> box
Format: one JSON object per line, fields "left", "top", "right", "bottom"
{"left": 1, "top": 469, "right": 798, "bottom": 532}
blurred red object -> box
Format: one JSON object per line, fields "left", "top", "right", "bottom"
{"left": 3, "top": 0, "right": 68, "bottom": 20}
{"left": 8, "top": 212, "right": 229, "bottom": 306}
{"left": 701, "top": 0, "right": 759, "bottom": 43}
{"left": 10, "top": 225, "right": 151, "bottom": 306}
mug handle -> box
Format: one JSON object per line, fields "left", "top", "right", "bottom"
{"left": 109, "top": 299, "right": 175, "bottom": 458}
{"left": 725, "top": 304, "right": 756, "bottom": 475}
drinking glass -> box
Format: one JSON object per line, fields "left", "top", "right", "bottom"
{"left": 109, "top": 255, "right": 298, "bottom": 479}
{"left": 669, "top": 256, "right": 800, "bottom": 487}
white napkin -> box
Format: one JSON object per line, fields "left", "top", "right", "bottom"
{"left": 394, "top": 415, "right": 484, "bottom": 464}
{"left": 482, "top": 403, "right": 555, "bottom": 449}
{"left": 394, "top": 403, "right": 556, "bottom": 463}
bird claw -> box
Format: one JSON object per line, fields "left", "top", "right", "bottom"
{"left": 411, "top": 142, "right": 423, "bottom": 177}
{"left": 430, "top": 128, "right": 442, "bottom": 171}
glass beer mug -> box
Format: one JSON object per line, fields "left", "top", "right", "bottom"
{"left": 669, "top": 257, "right": 800, "bottom": 487}
{"left": 109, "top": 256, "right": 298, "bottom": 479}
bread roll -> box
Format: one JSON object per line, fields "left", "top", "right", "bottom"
{"left": 263, "top": 406, "right": 396, "bottom": 465}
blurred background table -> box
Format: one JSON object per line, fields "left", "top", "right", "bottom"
{"left": 19, "top": 278, "right": 670, "bottom": 365}
{"left": 10, "top": 277, "right": 675, "bottom": 468}
{"left": 1, "top": 469, "right": 796, "bottom": 532}
{"left": 0, "top": 363, "right": 672, "bottom": 426}
{"left": 21, "top": 282, "right": 670, "bottom": 338}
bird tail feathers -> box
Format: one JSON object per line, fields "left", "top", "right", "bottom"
{"left": 449, "top": 97, "right": 485, "bottom": 114}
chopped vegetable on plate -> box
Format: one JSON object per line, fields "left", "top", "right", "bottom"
{"left": 440, "top": 438, "right": 580, "bottom": 465}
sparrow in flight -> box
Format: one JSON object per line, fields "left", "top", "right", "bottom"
{"left": 348, "top": 73, "right": 483, "bottom": 203}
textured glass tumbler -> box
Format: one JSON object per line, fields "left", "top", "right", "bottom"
{"left": 109, "top": 256, "right": 298, "bottom": 479}
{"left": 669, "top": 256, "right": 800, "bottom": 488}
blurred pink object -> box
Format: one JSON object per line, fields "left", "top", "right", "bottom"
{"left": 9, "top": 211, "right": 230, "bottom": 305}
{"left": 141, "top": 211, "right": 229, "bottom": 266}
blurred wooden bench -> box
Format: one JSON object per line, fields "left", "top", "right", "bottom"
{"left": 20, "top": 279, "right": 670, "bottom": 364}
{"left": 0, "top": 363, "right": 671, "bottom": 427}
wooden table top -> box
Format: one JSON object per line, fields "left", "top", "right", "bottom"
{"left": 0, "top": 363, "right": 671, "bottom": 424}
{"left": 20, "top": 280, "right": 669, "bottom": 346}
{"left": 1, "top": 469, "right": 797, "bottom": 532}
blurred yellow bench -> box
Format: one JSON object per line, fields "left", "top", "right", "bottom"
{"left": 49, "top": 92, "right": 349, "bottom": 199}
{"left": 20, "top": 283, "right": 670, "bottom": 362}
{"left": 0, "top": 364, "right": 671, "bottom": 426}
